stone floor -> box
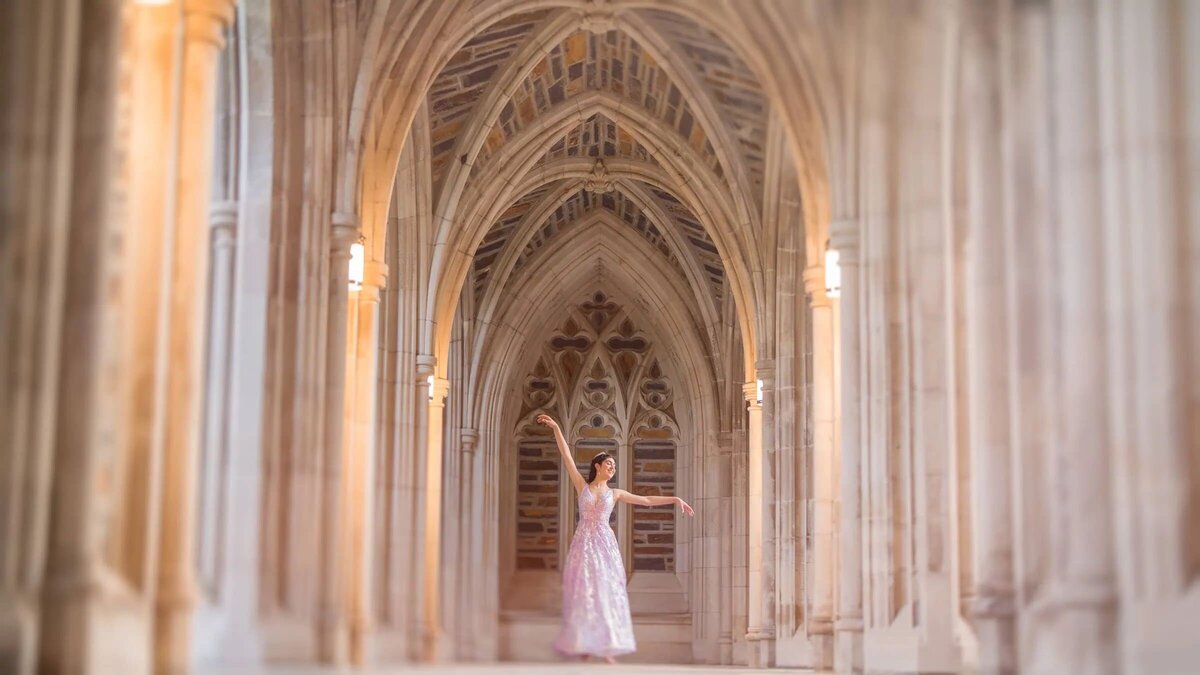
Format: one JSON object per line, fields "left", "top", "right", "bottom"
{"left": 203, "top": 664, "right": 821, "bottom": 675}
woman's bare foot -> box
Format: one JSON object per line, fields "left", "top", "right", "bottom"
{"left": 603, "top": 656, "right": 617, "bottom": 664}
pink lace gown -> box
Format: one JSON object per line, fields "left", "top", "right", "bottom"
{"left": 553, "top": 486, "right": 637, "bottom": 658}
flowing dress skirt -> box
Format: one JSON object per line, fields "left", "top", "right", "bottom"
{"left": 553, "top": 488, "right": 636, "bottom": 657}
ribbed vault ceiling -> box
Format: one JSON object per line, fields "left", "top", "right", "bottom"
{"left": 426, "top": 6, "right": 766, "bottom": 325}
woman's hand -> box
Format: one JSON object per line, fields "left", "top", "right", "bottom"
{"left": 676, "top": 497, "right": 695, "bottom": 517}
{"left": 536, "top": 414, "right": 560, "bottom": 432}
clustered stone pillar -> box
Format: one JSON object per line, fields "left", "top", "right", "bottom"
{"left": 198, "top": 200, "right": 238, "bottom": 584}
{"left": 347, "top": 258, "right": 387, "bottom": 663}
{"left": 803, "top": 266, "right": 836, "bottom": 666}
{"left": 744, "top": 378, "right": 774, "bottom": 666}
{"left": 831, "top": 220, "right": 863, "bottom": 673}
{"left": 423, "top": 372, "right": 450, "bottom": 661}
{"left": 961, "top": 5, "right": 1014, "bottom": 672}
{"left": 457, "top": 428, "right": 479, "bottom": 658}
{"left": 317, "top": 213, "right": 358, "bottom": 662}
{"left": 154, "top": 2, "right": 237, "bottom": 672}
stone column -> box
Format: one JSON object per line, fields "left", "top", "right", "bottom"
{"left": 803, "top": 267, "right": 836, "bottom": 666}
{"left": 718, "top": 430, "right": 735, "bottom": 665}
{"left": 423, "top": 373, "right": 450, "bottom": 661}
{"left": 154, "top": 3, "right": 237, "bottom": 672}
{"left": 831, "top": 222, "right": 864, "bottom": 673}
{"left": 744, "top": 379, "right": 774, "bottom": 666}
{"left": 458, "top": 428, "right": 479, "bottom": 659}
{"left": 316, "top": 213, "right": 358, "bottom": 663}
{"left": 348, "top": 261, "right": 386, "bottom": 664}
{"left": 4, "top": 1, "right": 123, "bottom": 672}
{"left": 962, "top": 5, "right": 1015, "bottom": 673}
{"left": 411, "top": 358, "right": 434, "bottom": 660}
{"left": 1025, "top": 2, "right": 1117, "bottom": 671}
{"left": 197, "top": 201, "right": 237, "bottom": 590}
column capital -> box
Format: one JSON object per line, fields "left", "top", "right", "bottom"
{"left": 209, "top": 200, "right": 238, "bottom": 246}
{"left": 461, "top": 428, "right": 479, "bottom": 454}
{"left": 429, "top": 377, "right": 450, "bottom": 406}
{"left": 754, "top": 359, "right": 775, "bottom": 382}
{"left": 415, "top": 354, "right": 437, "bottom": 378}
{"left": 363, "top": 261, "right": 389, "bottom": 291}
{"left": 803, "top": 266, "right": 831, "bottom": 306}
{"left": 331, "top": 211, "right": 358, "bottom": 252}
{"left": 829, "top": 218, "right": 860, "bottom": 266}
{"left": 742, "top": 381, "right": 761, "bottom": 406}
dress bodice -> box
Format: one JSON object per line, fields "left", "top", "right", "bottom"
{"left": 578, "top": 486, "right": 615, "bottom": 526}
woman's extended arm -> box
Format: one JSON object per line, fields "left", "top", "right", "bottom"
{"left": 536, "top": 414, "right": 585, "bottom": 493}
{"left": 613, "top": 489, "right": 695, "bottom": 516}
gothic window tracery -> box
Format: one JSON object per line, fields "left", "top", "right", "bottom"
{"left": 513, "top": 291, "right": 679, "bottom": 573}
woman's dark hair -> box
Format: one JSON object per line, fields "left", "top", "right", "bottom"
{"left": 586, "top": 452, "right": 612, "bottom": 484}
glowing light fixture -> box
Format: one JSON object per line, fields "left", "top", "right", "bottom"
{"left": 348, "top": 242, "right": 365, "bottom": 291}
{"left": 755, "top": 378, "right": 764, "bottom": 404}
{"left": 825, "top": 244, "right": 841, "bottom": 299}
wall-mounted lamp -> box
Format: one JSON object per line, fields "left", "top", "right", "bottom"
{"left": 348, "top": 241, "right": 365, "bottom": 291}
{"left": 825, "top": 244, "right": 841, "bottom": 299}
{"left": 755, "top": 378, "right": 764, "bottom": 404}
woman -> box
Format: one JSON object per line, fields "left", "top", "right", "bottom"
{"left": 536, "top": 414, "right": 695, "bottom": 663}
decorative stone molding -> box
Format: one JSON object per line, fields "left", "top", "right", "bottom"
{"left": 429, "top": 377, "right": 450, "bottom": 406}
{"left": 416, "top": 354, "right": 437, "bottom": 379}
{"left": 578, "top": 1, "right": 619, "bottom": 35}
{"left": 363, "top": 261, "right": 389, "bottom": 292}
{"left": 742, "top": 380, "right": 761, "bottom": 406}
{"left": 828, "top": 217, "right": 859, "bottom": 264}
{"left": 331, "top": 211, "right": 358, "bottom": 253}
{"left": 460, "top": 428, "right": 479, "bottom": 454}
{"left": 209, "top": 200, "right": 238, "bottom": 247}
{"left": 802, "top": 265, "right": 830, "bottom": 307}
{"left": 582, "top": 158, "right": 615, "bottom": 194}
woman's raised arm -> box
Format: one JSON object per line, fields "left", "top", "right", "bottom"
{"left": 536, "top": 414, "right": 585, "bottom": 494}
{"left": 612, "top": 489, "right": 694, "bottom": 516}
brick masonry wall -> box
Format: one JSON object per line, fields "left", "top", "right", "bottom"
{"left": 516, "top": 437, "right": 560, "bottom": 570}
{"left": 632, "top": 438, "right": 676, "bottom": 571}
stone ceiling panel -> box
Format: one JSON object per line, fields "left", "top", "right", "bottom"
{"left": 472, "top": 179, "right": 562, "bottom": 302}
{"left": 644, "top": 184, "right": 725, "bottom": 303}
{"left": 428, "top": 10, "right": 552, "bottom": 194}
{"left": 513, "top": 188, "right": 681, "bottom": 276}
{"left": 472, "top": 29, "right": 724, "bottom": 180}
{"left": 639, "top": 9, "right": 768, "bottom": 203}
{"left": 539, "top": 113, "right": 659, "bottom": 166}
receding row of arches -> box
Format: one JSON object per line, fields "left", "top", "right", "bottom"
{"left": 4, "top": 1, "right": 1197, "bottom": 674}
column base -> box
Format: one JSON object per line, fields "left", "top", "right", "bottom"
{"left": 1022, "top": 584, "right": 1117, "bottom": 675}
{"left": 155, "top": 597, "right": 198, "bottom": 675}
{"left": 422, "top": 625, "right": 444, "bottom": 662}
{"left": 0, "top": 597, "right": 38, "bottom": 675}
{"left": 776, "top": 630, "right": 833, "bottom": 669}
{"left": 316, "top": 618, "right": 350, "bottom": 665}
{"left": 192, "top": 600, "right": 264, "bottom": 669}
{"left": 41, "top": 568, "right": 151, "bottom": 674}
{"left": 834, "top": 621, "right": 863, "bottom": 673}
{"left": 973, "top": 615, "right": 1016, "bottom": 675}
{"left": 746, "top": 629, "right": 776, "bottom": 668}
{"left": 863, "top": 624, "right": 961, "bottom": 674}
